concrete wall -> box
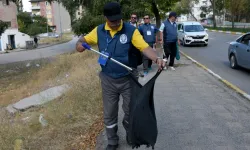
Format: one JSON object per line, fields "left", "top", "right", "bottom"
{"left": 52, "top": 2, "right": 71, "bottom": 33}
{"left": 1, "top": 29, "right": 31, "bottom": 51}
{"left": 0, "top": 1, "right": 18, "bottom": 28}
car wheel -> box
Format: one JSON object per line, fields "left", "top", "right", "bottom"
{"left": 230, "top": 54, "right": 238, "bottom": 69}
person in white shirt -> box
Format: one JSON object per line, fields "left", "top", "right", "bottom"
{"left": 159, "top": 12, "right": 180, "bottom": 71}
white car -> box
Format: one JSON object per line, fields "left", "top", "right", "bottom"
{"left": 177, "top": 22, "right": 209, "bottom": 46}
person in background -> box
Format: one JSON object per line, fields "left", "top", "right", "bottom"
{"left": 129, "top": 13, "right": 138, "bottom": 28}
{"left": 34, "top": 36, "right": 38, "bottom": 48}
{"left": 159, "top": 12, "right": 180, "bottom": 70}
{"left": 129, "top": 13, "right": 145, "bottom": 77}
{"left": 75, "top": 2, "right": 165, "bottom": 150}
{"left": 138, "top": 15, "right": 159, "bottom": 76}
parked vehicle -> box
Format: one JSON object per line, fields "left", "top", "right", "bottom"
{"left": 228, "top": 33, "right": 250, "bottom": 69}
{"left": 177, "top": 22, "right": 209, "bottom": 46}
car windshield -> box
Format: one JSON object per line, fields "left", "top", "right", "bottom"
{"left": 184, "top": 25, "right": 204, "bottom": 32}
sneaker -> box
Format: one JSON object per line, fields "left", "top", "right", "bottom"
{"left": 170, "top": 67, "right": 175, "bottom": 71}
{"left": 139, "top": 72, "right": 144, "bottom": 77}
{"left": 163, "top": 58, "right": 168, "bottom": 62}
{"left": 144, "top": 71, "right": 148, "bottom": 76}
{"left": 106, "top": 144, "right": 118, "bottom": 150}
{"left": 163, "top": 66, "right": 167, "bottom": 70}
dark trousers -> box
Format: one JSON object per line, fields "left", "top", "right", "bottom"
{"left": 163, "top": 42, "right": 177, "bottom": 66}
{"left": 143, "top": 44, "right": 153, "bottom": 71}
{"left": 143, "top": 55, "right": 152, "bottom": 71}
{"left": 99, "top": 72, "right": 132, "bottom": 145}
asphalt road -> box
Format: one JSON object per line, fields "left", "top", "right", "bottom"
{"left": 0, "top": 37, "right": 78, "bottom": 64}
{"left": 180, "top": 32, "right": 250, "bottom": 95}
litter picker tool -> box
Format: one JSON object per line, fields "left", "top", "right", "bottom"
{"left": 82, "top": 43, "right": 133, "bottom": 71}
{"left": 82, "top": 43, "right": 144, "bottom": 85}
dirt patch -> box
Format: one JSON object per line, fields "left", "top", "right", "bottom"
{"left": 0, "top": 51, "right": 104, "bottom": 149}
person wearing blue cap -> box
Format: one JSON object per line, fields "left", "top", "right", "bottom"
{"left": 76, "top": 2, "right": 165, "bottom": 150}
{"left": 159, "top": 12, "right": 180, "bottom": 71}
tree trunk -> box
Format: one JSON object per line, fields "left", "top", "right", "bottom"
{"left": 190, "top": 12, "right": 198, "bottom": 21}
{"left": 232, "top": 15, "right": 235, "bottom": 28}
{"left": 212, "top": 0, "right": 217, "bottom": 28}
{"left": 151, "top": 0, "right": 161, "bottom": 28}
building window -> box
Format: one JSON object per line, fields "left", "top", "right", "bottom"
{"left": 78, "top": 12, "right": 80, "bottom": 15}
{"left": 2, "top": 0, "right": 10, "bottom": 5}
{"left": 45, "top": 1, "right": 50, "bottom": 6}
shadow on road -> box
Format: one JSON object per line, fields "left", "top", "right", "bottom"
{"left": 222, "top": 61, "right": 250, "bottom": 75}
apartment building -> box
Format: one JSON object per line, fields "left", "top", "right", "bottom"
{"left": 30, "top": 0, "right": 71, "bottom": 33}
{"left": 0, "top": 0, "right": 31, "bottom": 51}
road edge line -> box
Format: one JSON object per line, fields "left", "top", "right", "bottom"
{"left": 207, "top": 29, "right": 245, "bottom": 35}
{"left": 180, "top": 51, "right": 250, "bottom": 101}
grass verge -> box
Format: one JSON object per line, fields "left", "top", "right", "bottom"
{"left": 204, "top": 26, "right": 250, "bottom": 33}
{"left": 39, "top": 32, "right": 73, "bottom": 45}
{"left": 0, "top": 51, "right": 103, "bottom": 150}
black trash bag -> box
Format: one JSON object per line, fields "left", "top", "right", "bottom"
{"left": 128, "top": 71, "right": 162, "bottom": 149}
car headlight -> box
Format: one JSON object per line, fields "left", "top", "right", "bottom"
{"left": 205, "top": 34, "right": 208, "bottom": 38}
{"left": 185, "top": 35, "right": 191, "bottom": 38}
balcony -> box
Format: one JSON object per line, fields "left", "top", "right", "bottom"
{"left": 31, "top": 6, "right": 41, "bottom": 10}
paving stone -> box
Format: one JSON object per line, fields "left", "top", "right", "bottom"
{"left": 11, "top": 84, "right": 69, "bottom": 111}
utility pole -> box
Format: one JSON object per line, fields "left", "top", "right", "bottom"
{"left": 45, "top": 2, "right": 49, "bottom": 36}
{"left": 58, "top": 2, "right": 63, "bottom": 40}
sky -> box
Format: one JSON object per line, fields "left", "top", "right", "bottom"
{"left": 22, "top": 0, "right": 32, "bottom": 12}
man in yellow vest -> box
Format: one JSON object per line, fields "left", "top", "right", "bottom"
{"left": 76, "top": 2, "right": 165, "bottom": 150}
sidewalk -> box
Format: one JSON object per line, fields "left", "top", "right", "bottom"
{"left": 96, "top": 55, "right": 250, "bottom": 150}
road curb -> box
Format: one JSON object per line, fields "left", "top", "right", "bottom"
{"left": 180, "top": 50, "right": 250, "bottom": 101}
{"left": 208, "top": 29, "right": 245, "bottom": 35}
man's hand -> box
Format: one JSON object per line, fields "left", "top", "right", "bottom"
{"left": 178, "top": 40, "right": 181, "bottom": 46}
{"left": 159, "top": 39, "right": 163, "bottom": 44}
{"left": 76, "top": 36, "right": 86, "bottom": 52}
{"left": 76, "top": 43, "right": 85, "bottom": 52}
{"left": 156, "top": 58, "right": 166, "bottom": 71}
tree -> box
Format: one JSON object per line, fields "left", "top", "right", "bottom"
{"left": 27, "top": 24, "right": 47, "bottom": 36}
{"left": 0, "top": 21, "right": 9, "bottom": 36}
{"left": 17, "top": 12, "right": 50, "bottom": 36}
{"left": 173, "top": 0, "right": 199, "bottom": 21}
{"left": 17, "top": 12, "right": 33, "bottom": 33}
{"left": 49, "top": 0, "right": 180, "bottom": 28}
{"left": 12, "top": 0, "right": 23, "bottom": 12}
{"left": 199, "top": 0, "right": 224, "bottom": 27}
{"left": 72, "top": 11, "right": 105, "bottom": 36}
{"left": 225, "top": 0, "right": 247, "bottom": 28}
{"left": 209, "top": 0, "right": 217, "bottom": 28}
